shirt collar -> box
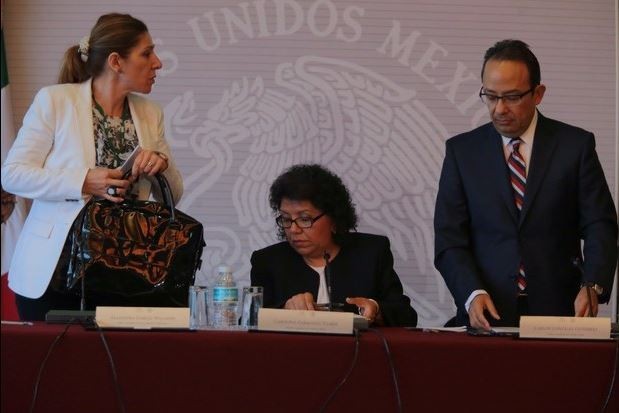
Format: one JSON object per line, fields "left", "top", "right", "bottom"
{"left": 501, "top": 109, "right": 538, "bottom": 147}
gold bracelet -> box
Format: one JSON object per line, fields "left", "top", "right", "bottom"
{"left": 154, "top": 151, "right": 169, "bottom": 162}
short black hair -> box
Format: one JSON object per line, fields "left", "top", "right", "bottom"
{"left": 481, "top": 39, "right": 541, "bottom": 87}
{"left": 269, "top": 164, "right": 357, "bottom": 244}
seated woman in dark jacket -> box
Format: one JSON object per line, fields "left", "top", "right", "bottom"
{"left": 250, "top": 164, "right": 417, "bottom": 327}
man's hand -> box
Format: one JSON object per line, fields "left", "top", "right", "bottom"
{"left": 468, "top": 294, "right": 500, "bottom": 331}
{"left": 574, "top": 286, "right": 598, "bottom": 317}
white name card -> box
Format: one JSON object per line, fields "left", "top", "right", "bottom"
{"left": 519, "top": 316, "right": 611, "bottom": 340}
{"left": 95, "top": 306, "right": 189, "bottom": 329}
{"left": 258, "top": 308, "right": 356, "bottom": 335}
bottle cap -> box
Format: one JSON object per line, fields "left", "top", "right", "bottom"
{"left": 216, "top": 265, "right": 232, "bottom": 275}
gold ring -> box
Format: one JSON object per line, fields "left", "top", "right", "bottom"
{"left": 146, "top": 161, "right": 154, "bottom": 167}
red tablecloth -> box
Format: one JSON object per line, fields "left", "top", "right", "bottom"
{"left": 1, "top": 274, "right": 19, "bottom": 321}
{"left": 2, "top": 324, "right": 617, "bottom": 413}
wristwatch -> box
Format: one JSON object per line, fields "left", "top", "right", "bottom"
{"left": 154, "top": 151, "right": 169, "bottom": 162}
{"left": 581, "top": 282, "right": 604, "bottom": 296}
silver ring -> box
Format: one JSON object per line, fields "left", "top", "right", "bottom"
{"left": 107, "top": 187, "right": 118, "bottom": 196}
{"left": 146, "top": 161, "right": 154, "bottom": 167}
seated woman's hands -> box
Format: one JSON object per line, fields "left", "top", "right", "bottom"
{"left": 284, "top": 292, "right": 316, "bottom": 310}
{"left": 346, "top": 297, "right": 382, "bottom": 324}
{"left": 284, "top": 293, "right": 383, "bottom": 325}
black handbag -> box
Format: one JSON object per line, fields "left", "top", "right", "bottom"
{"left": 52, "top": 174, "right": 205, "bottom": 307}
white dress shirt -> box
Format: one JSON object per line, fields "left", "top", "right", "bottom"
{"left": 309, "top": 265, "right": 329, "bottom": 304}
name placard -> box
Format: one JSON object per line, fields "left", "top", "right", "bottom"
{"left": 95, "top": 306, "right": 189, "bottom": 329}
{"left": 519, "top": 316, "right": 610, "bottom": 340}
{"left": 258, "top": 308, "right": 357, "bottom": 335}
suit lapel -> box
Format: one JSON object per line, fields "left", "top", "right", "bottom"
{"left": 290, "top": 252, "right": 319, "bottom": 297}
{"left": 128, "top": 95, "right": 146, "bottom": 147}
{"left": 77, "top": 79, "right": 96, "bottom": 167}
{"left": 126, "top": 95, "right": 154, "bottom": 199}
{"left": 481, "top": 125, "right": 519, "bottom": 224}
{"left": 519, "top": 113, "right": 558, "bottom": 226}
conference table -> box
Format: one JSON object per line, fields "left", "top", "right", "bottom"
{"left": 2, "top": 323, "right": 617, "bottom": 413}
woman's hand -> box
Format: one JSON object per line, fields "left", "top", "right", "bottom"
{"left": 82, "top": 168, "right": 131, "bottom": 203}
{"left": 346, "top": 297, "right": 381, "bottom": 324}
{"left": 284, "top": 292, "right": 316, "bottom": 310}
{"left": 128, "top": 150, "right": 169, "bottom": 179}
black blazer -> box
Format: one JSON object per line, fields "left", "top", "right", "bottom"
{"left": 434, "top": 112, "right": 617, "bottom": 326}
{"left": 250, "top": 232, "right": 417, "bottom": 327}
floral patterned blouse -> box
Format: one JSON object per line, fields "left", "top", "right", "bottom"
{"left": 92, "top": 98, "right": 138, "bottom": 169}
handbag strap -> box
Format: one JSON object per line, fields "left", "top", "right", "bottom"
{"left": 154, "top": 174, "right": 176, "bottom": 223}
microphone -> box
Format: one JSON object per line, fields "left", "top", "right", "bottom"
{"left": 80, "top": 272, "right": 86, "bottom": 311}
{"left": 324, "top": 251, "right": 333, "bottom": 312}
{"left": 572, "top": 257, "right": 594, "bottom": 317}
{"left": 45, "top": 271, "right": 93, "bottom": 324}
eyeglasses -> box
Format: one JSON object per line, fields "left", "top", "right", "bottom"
{"left": 275, "top": 212, "right": 325, "bottom": 229}
{"left": 479, "top": 87, "right": 535, "bottom": 106}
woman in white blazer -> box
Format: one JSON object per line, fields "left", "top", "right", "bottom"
{"left": 1, "top": 13, "right": 183, "bottom": 320}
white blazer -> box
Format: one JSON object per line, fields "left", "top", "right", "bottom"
{"left": 1, "top": 79, "right": 183, "bottom": 298}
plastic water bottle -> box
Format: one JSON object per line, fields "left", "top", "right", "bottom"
{"left": 212, "top": 265, "right": 238, "bottom": 328}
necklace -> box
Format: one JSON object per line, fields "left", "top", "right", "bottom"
{"left": 92, "top": 97, "right": 137, "bottom": 169}
{"left": 93, "top": 96, "right": 130, "bottom": 120}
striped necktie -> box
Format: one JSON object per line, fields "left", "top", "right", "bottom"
{"left": 508, "top": 138, "right": 526, "bottom": 211}
{"left": 508, "top": 138, "right": 527, "bottom": 292}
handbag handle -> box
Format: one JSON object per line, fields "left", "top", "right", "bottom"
{"left": 154, "top": 174, "right": 177, "bottom": 223}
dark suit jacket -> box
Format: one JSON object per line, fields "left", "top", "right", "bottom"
{"left": 250, "top": 232, "right": 418, "bottom": 327}
{"left": 434, "top": 112, "right": 617, "bottom": 326}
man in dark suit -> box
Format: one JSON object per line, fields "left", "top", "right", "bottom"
{"left": 434, "top": 39, "right": 617, "bottom": 329}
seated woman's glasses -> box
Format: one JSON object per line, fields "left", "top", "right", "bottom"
{"left": 275, "top": 212, "right": 325, "bottom": 229}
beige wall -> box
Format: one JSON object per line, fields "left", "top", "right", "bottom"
{"left": 3, "top": 0, "right": 617, "bottom": 324}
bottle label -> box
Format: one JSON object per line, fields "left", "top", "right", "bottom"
{"left": 213, "top": 287, "right": 238, "bottom": 302}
